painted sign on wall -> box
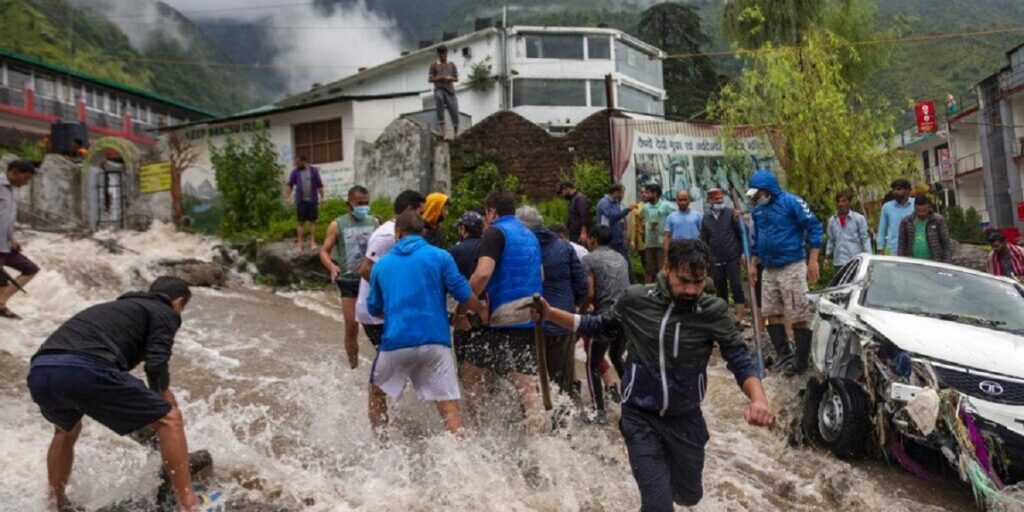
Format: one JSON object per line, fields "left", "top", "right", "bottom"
{"left": 916, "top": 100, "right": 937, "bottom": 134}
{"left": 139, "top": 162, "right": 171, "bottom": 194}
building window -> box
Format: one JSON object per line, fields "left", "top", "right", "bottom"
{"left": 617, "top": 84, "right": 664, "bottom": 115}
{"left": 36, "top": 75, "right": 55, "bottom": 98}
{"left": 589, "top": 80, "right": 607, "bottom": 107}
{"left": 513, "top": 79, "right": 587, "bottom": 107}
{"left": 587, "top": 37, "right": 611, "bottom": 59}
{"left": 615, "top": 40, "right": 663, "bottom": 88}
{"left": 525, "top": 34, "right": 584, "bottom": 60}
{"left": 293, "top": 118, "right": 342, "bottom": 164}
{"left": 7, "top": 66, "right": 30, "bottom": 91}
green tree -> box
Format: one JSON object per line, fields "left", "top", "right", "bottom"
{"left": 563, "top": 159, "right": 611, "bottom": 209}
{"left": 637, "top": 3, "right": 719, "bottom": 117}
{"left": 210, "top": 128, "right": 283, "bottom": 236}
{"left": 711, "top": 30, "right": 911, "bottom": 220}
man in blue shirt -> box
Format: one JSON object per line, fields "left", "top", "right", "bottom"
{"left": 876, "top": 179, "right": 915, "bottom": 255}
{"left": 747, "top": 170, "right": 824, "bottom": 375}
{"left": 663, "top": 190, "right": 703, "bottom": 260}
{"left": 367, "top": 211, "right": 489, "bottom": 439}
{"left": 596, "top": 183, "right": 633, "bottom": 264}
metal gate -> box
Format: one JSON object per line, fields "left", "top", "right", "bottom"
{"left": 95, "top": 161, "right": 124, "bottom": 229}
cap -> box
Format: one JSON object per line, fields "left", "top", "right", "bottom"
{"left": 456, "top": 211, "right": 484, "bottom": 229}
{"left": 707, "top": 188, "right": 724, "bottom": 198}
{"left": 745, "top": 188, "right": 759, "bottom": 198}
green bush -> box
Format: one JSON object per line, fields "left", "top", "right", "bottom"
{"left": 537, "top": 197, "right": 568, "bottom": 227}
{"left": 370, "top": 195, "right": 393, "bottom": 221}
{"left": 563, "top": 158, "right": 611, "bottom": 208}
{"left": 962, "top": 207, "right": 985, "bottom": 243}
{"left": 211, "top": 129, "right": 283, "bottom": 237}
{"left": 946, "top": 205, "right": 966, "bottom": 240}
{"left": 442, "top": 162, "right": 520, "bottom": 245}
{"left": 0, "top": 141, "right": 45, "bottom": 161}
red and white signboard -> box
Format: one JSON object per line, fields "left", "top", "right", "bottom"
{"left": 916, "top": 100, "right": 937, "bottom": 134}
{"left": 938, "top": 147, "right": 953, "bottom": 181}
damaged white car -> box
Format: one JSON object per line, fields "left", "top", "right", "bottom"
{"left": 801, "top": 254, "right": 1024, "bottom": 509}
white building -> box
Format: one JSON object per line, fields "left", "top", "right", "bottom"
{"left": 282, "top": 25, "right": 667, "bottom": 133}
{"left": 164, "top": 25, "right": 667, "bottom": 205}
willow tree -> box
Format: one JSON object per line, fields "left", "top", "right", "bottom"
{"left": 711, "top": 30, "right": 912, "bottom": 220}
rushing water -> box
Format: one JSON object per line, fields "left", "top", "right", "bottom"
{"left": 0, "top": 225, "right": 978, "bottom": 511}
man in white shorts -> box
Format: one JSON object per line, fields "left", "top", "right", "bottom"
{"left": 356, "top": 190, "right": 425, "bottom": 435}
{"left": 366, "top": 211, "right": 488, "bottom": 438}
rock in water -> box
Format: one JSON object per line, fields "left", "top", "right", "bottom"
{"left": 156, "top": 259, "right": 228, "bottom": 287}
{"left": 252, "top": 240, "right": 327, "bottom": 286}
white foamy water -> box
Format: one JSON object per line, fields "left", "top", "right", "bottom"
{"left": 0, "top": 226, "right": 978, "bottom": 511}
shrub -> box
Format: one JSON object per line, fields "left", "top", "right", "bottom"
{"left": 563, "top": 158, "right": 611, "bottom": 208}
{"left": 946, "top": 205, "right": 966, "bottom": 240}
{"left": 442, "top": 162, "right": 520, "bottom": 244}
{"left": 370, "top": 195, "right": 393, "bottom": 221}
{"left": 537, "top": 197, "right": 568, "bottom": 227}
{"left": 962, "top": 207, "right": 985, "bottom": 243}
{"left": 211, "top": 129, "right": 283, "bottom": 237}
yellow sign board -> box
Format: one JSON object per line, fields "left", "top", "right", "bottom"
{"left": 140, "top": 162, "right": 171, "bottom": 194}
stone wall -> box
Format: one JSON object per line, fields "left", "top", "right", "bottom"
{"left": 450, "top": 109, "right": 625, "bottom": 201}
{"left": 353, "top": 118, "right": 448, "bottom": 200}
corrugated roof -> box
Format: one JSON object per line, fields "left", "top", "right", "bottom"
{"left": 0, "top": 47, "right": 219, "bottom": 117}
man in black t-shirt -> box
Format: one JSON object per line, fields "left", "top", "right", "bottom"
{"left": 559, "top": 181, "right": 590, "bottom": 244}
{"left": 449, "top": 210, "right": 485, "bottom": 365}
{"left": 458, "top": 191, "right": 546, "bottom": 434}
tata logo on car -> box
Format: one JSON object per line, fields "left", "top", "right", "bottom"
{"left": 978, "top": 381, "right": 1005, "bottom": 396}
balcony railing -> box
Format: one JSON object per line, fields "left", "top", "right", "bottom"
{"left": 955, "top": 151, "right": 983, "bottom": 175}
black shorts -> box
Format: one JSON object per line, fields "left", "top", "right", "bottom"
{"left": 336, "top": 279, "right": 359, "bottom": 298}
{"left": 27, "top": 354, "right": 171, "bottom": 436}
{"left": 460, "top": 327, "right": 537, "bottom": 375}
{"left": 296, "top": 201, "right": 318, "bottom": 222}
{"left": 362, "top": 323, "right": 384, "bottom": 347}
{"left": 0, "top": 251, "right": 40, "bottom": 286}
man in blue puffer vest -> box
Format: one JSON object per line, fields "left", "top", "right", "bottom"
{"left": 533, "top": 239, "right": 774, "bottom": 511}
{"left": 367, "top": 211, "right": 489, "bottom": 439}
{"left": 746, "top": 169, "right": 824, "bottom": 374}
{"left": 459, "top": 190, "right": 546, "bottom": 433}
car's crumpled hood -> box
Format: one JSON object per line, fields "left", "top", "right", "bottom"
{"left": 856, "top": 308, "right": 1024, "bottom": 379}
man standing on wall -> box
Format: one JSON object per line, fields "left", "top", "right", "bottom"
{"left": 429, "top": 45, "right": 459, "bottom": 140}
{"left": 320, "top": 186, "right": 379, "bottom": 369}
{"left": 286, "top": 156, "right": 324, "bottom": 253}
{"left": 559, "top": 181, "right": 591, "bottom": 245}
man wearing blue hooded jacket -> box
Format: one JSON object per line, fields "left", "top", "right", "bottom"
{"left": 367, "top": 211, "right": 489, "bottom": 439}
{"left": 746, "top": 170, "right": 824, "bottom": 374}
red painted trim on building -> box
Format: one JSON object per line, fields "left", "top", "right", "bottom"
{"left": 1, "top": 104, "right": 156, "bottom": 145}
{"left": 0, "top": 103, "right": 57, "bottom": 122}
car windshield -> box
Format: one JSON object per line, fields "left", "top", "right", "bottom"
{"left": 863, "top": 261, "right": 1024, "bottom": 332}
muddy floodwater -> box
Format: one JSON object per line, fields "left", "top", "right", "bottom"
{"left": 0, "top": 225, "right": 978, "bottom": 511}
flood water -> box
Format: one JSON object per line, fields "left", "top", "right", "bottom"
{"left": 0, "top": 224, "right": 979, "bottom": 511}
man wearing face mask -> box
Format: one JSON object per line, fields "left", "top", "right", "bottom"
{"left": 320, "top": 185, "right": 379, "bottom": 369}
{"left": 746, "top": 170, "right": 824, "bottom": 375}
{"left": 699, "top": 188, "right": 746, "bottom": 326}
{"left": 533, "top": 239, "right": 774, "bottom": 510}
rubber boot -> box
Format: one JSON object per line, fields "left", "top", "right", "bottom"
{"left": 767, "top": 324, "right": 793, "bottom": 371}
{"left": 786, "top": 328, "right": 813, "bottom": 375}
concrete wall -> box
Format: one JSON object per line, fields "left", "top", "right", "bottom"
{"left": 353, "top": 118, "right": 445, "bottom": 201}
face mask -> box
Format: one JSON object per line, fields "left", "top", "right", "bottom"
{"left": 711, "top": 203, "right": 726, "bottom": 211}
{"left": 352, "top": 205, "right": 370, "bottom": 219}
{"left": 756, "top": 195, "right": 770, "bottom": 206}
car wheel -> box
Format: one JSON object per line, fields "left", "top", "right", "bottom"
{"left": 801, "top": 377, "right": 826, "bottom": 446}
{"left": 816, "top": 378, "right": 869, "bottom": 459}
